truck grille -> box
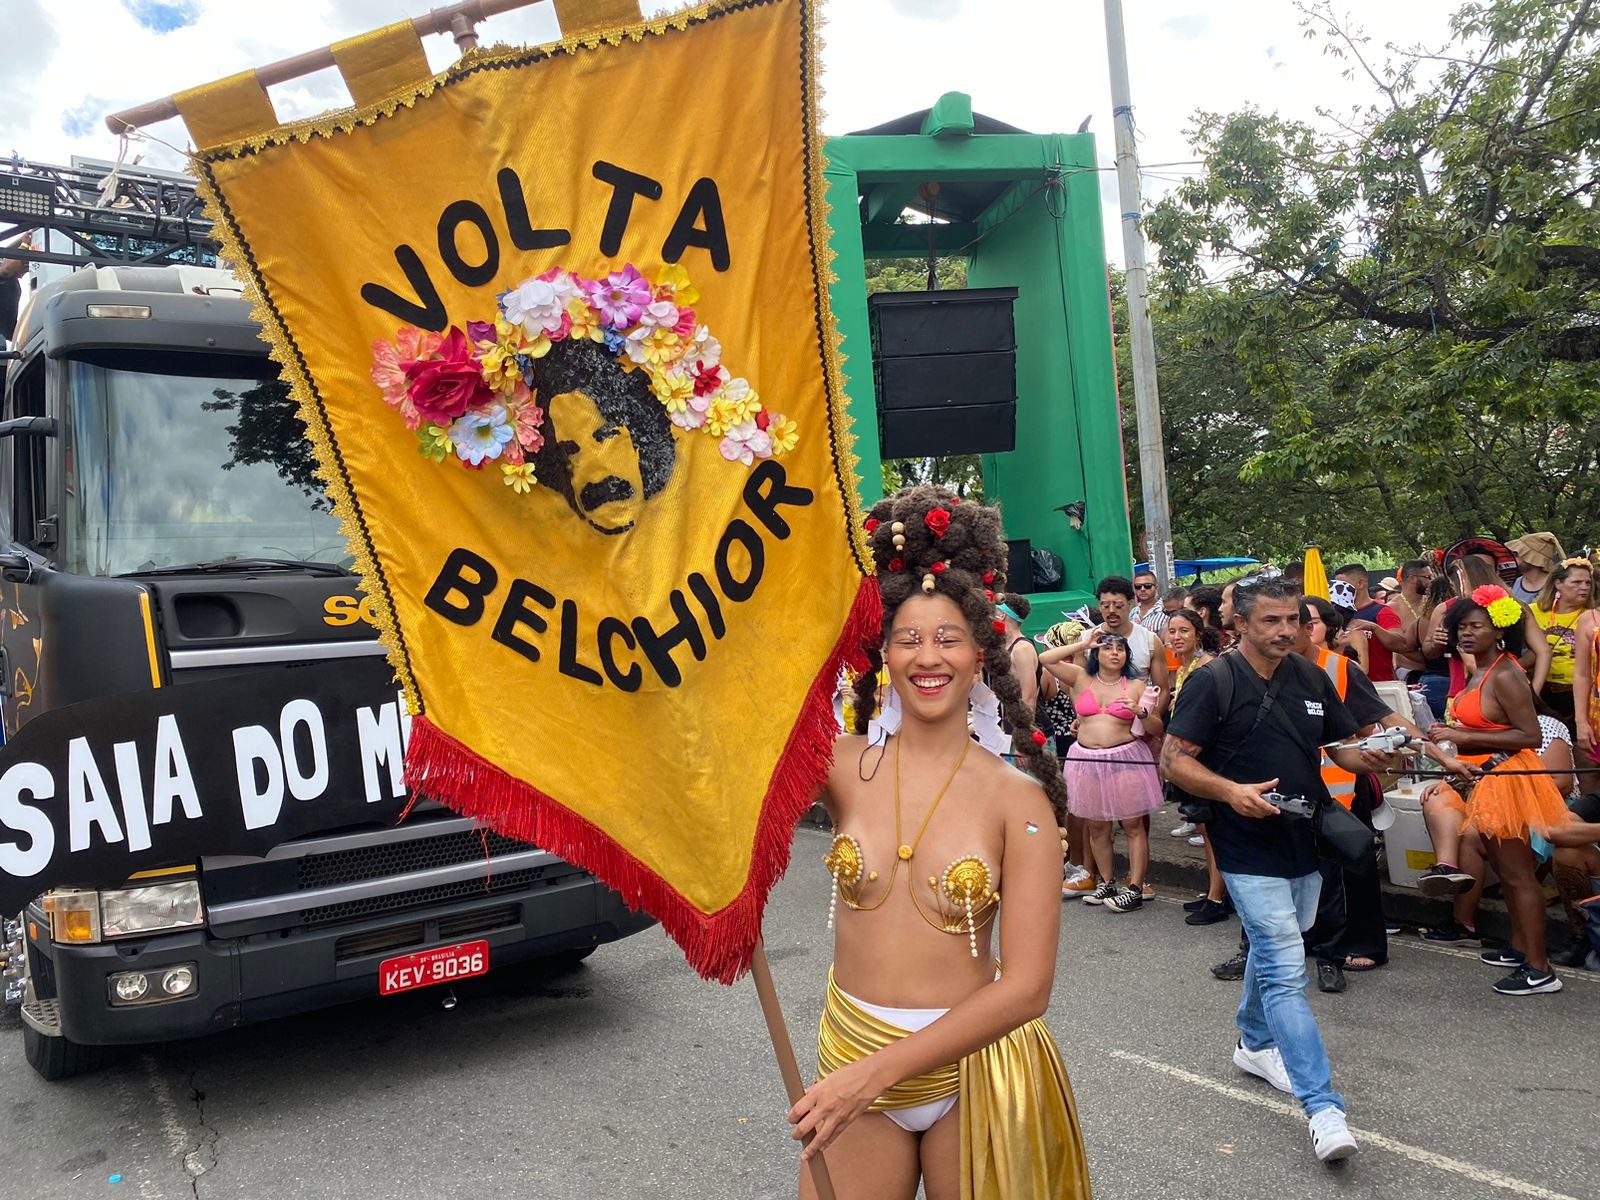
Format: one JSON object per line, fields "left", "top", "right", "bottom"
{"left": 300, "top": 868, "right": 545, "bottom": 928}
{"left": 297, "top": 829, "right": 536, "bottom": 890}
{"left": 200, "top": 817, "right": 569, "bottom": 935}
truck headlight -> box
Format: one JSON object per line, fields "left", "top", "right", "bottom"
{"left": 44, "top": 890, "right": 102, "bottom": 944}
{"left": 99, "top": 881, "right": 203, "bottom": 939}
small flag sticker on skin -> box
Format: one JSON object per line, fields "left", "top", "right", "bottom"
{"left": 1025, "top": 821, "right": 1039, "bottom": 835}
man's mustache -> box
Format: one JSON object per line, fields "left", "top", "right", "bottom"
{"left": 580, "top": 475, "right": 637, "bottom": 511}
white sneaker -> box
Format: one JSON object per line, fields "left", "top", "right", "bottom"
{"left": 1170, "top": 821, "right": 1197, "bottom": 837}
{"left": 1308, "top": 1107, "right": 1358, "bottom": 1164}
{"left": 1233, "top": 1039, "right": 1292, "bottom": 1094}
{"left": 1187, "top": 835, "right": 1205, "bottom": 847}
{"left": 1063, "top": 864, "right": 1091, "bottom": 885}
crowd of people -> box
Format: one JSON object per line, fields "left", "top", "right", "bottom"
{"left": 827, "top": 530, "right": 1600, "bottom": 1172}
{"left": 1024, "top": 548, "right": 1600, "bottom": 989}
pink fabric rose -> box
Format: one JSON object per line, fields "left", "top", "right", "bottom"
{"left": 403, "top": 327, "right": 493, "bottom": 426}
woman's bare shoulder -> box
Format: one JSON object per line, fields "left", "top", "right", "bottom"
{"left": 968, "top": 749, "right": 1053, "bottom": 818}
{"left": 825, "top": 733, "right": 877, "bottom": 813}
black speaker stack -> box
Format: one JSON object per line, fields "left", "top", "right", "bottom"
{"left": 868, "top": 287, "right": 1019, "bottom": 459}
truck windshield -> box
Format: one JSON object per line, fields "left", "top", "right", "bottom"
{"left": 62, "top": 354, "right": 348, "bottom": 577}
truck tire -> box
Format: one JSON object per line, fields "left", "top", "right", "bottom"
{"left": 22, "top": 1023, "right": 105, "bottom": 1081}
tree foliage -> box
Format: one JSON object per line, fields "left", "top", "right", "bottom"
{"left": 1140, "top": 0, "right": 1600, "bottom": 555}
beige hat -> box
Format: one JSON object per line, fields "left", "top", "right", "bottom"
{"left": 1378, "top": 576, "right": 1401, "bottom": 593}
{"left": 1507, "top": 532, "right": 1564, "bottom": 571}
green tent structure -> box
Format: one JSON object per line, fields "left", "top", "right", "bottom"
{"left": 825, "top": 92, "right": 1133, "bottom": 629}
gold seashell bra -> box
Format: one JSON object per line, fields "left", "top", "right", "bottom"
{"left": 822, "top": 737, "right": 998, "bottom": 957}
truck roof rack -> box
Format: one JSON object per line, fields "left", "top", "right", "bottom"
{"left": 1, "top": 157, "right": 220, "bottom": 269}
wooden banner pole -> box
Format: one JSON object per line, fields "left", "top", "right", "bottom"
{"left": 750, "top": 939, "right": 838, "bottom": 1200}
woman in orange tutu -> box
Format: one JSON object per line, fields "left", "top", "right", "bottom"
{"left": 1425, "top": 585, "right": 1571, "bottom": 996}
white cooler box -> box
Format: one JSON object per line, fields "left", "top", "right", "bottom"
{"left": 1383, "top": 783, "right": 1436, "bottom": 889}
{"left": 1382, "top": 781, "right": 1497, "bottom": 890}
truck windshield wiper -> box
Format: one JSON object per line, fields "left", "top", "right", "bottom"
{"left": 120, "top": 557, "right": 353, "bottom": 578}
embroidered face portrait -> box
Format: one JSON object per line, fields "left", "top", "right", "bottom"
{"left": 533, "top": 338, "right": 676, "bottom": 534}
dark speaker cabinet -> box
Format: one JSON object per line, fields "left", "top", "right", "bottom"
{"left": 1006, "top": 538, "right": 1034, "bottom": 594}
{"left": 869, "top": 288, "right": 1019, "bottom": 458}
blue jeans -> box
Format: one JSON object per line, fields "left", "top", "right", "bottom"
{"left": 1417, "top": 674, "right": 1449, "bottom": 722}
{"left": 1223, "top": 870, "right": 1345, "bottom": 1118}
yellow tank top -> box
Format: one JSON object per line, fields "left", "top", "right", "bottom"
{"left": 1532, "top": 604, "right": 1583, "bottom": 687}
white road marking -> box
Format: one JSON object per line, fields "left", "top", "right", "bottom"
{"left": 140, "top": 1054, "right": 192, "bottom": 1161}
{"left": 1108, "top": 1049, "right": 1579, "bottom": 1200}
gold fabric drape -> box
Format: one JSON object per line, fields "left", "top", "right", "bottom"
{"left": 817, "top": 971, "right": 1093, "bottom": 1199}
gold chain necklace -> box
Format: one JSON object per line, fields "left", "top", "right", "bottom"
{"left": 823, "top": 734, "right": 971, "bottom": 919}
{"left": 894, "top": 734, "right": 971, "bottom": 863}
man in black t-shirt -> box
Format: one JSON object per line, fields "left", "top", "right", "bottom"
{"left": 1163, "top": 578, "right": 1401, "bottom": 1166}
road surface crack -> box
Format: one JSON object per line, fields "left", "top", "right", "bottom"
{"left": 183, "top": 1069, "right": 220, "bottom": 1198}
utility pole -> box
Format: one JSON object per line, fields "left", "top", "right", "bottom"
{"left": 1104, "top": 0, "right": 1175, "bottom": 589}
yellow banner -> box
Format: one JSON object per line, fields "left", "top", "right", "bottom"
{"left": 188, "top": 0, "right": 871, "bottom": 981}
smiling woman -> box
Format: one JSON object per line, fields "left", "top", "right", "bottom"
{"left": 794, "top": 486, "right": 1090, "bottom": 1200}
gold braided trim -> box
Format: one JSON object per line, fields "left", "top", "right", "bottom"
{"left": 801, "top": 0, "right": 872, "bottom": 574}
{"left": 817, "top": 969, "right": 958, "bottom": 1111}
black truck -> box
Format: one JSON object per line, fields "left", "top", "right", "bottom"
{"left": 0, "top": 248, "right": 653, "bottom": 1080}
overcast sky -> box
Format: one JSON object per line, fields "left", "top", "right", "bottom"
{"left": 2, "top": 0, "right": 1460, "bottom": 260}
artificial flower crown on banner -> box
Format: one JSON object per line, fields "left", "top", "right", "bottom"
{"left": 370, "top": 263, "right": 798, "bottom": 495}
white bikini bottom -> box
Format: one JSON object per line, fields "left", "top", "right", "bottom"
{"left": 837, "top": 986, "right": 957, "bottom": 1133}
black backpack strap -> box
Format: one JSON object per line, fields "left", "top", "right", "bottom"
{"left": 1205, "top": 654, "right": 1290, "bottom": 774}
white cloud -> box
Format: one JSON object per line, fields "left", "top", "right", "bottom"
{"left": 889, "top": 0, "right": 963, "bottom": 19}
{"left": 4, "top": 0, "right": 1458, "bottom": 260}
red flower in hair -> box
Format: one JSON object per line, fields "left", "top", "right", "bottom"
{"left": 888, "top": 557, "right": 905, "bottom": 572}
{"left": 1471, "top": 584, "right": 1508, "bottom": 607}
{"left": 1031, "top": 729, "right": 1048, "bottom": 748}
{"left": 931, "top": 561, "right": 948, "bottom": 575}
{"left": 925, "top": 508, "right": 952, "bottom": 536}
{"left": 982, "top": 570, "right": 996, "bottom": 584}
{"left": 992, "top": 619, "right": 1006, "bottom": 634}
{"left": 984, "top": 589, "right": 995, "bottom": 602}
{"left": 864, "top": 518, "right": 879, "bottom": 534}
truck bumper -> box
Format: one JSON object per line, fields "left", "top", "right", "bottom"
{"left": 29, "top": 879, "right": 653, "bottom": 1046}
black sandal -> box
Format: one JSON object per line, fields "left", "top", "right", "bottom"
{"left": 1316, "top": 960, "right": 1346, "bottom": 993}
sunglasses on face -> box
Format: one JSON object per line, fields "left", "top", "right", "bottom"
{"left": 1134, "top": 582, "right": 1155, "bottom": 590}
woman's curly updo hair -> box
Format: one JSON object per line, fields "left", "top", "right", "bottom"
{"left": 851, "top": 486, "right": 1068, "bottom": 823}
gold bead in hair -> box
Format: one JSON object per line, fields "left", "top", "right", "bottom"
{"left": 922, "top": 573, "right": 936, "bottom": 593}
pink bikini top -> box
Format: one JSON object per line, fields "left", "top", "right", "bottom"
{"left": 1077, "top": 682, "right": 1137, "bottom": 722}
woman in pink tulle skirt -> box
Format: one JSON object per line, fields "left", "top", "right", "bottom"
{"left": 1040, "top": 634, "right": 1162, "bottom": 912}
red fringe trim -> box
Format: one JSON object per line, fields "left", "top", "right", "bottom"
{"left": 402, "top": 574, "right": 881, "bottom": 984}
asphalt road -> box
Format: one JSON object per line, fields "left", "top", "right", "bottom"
{"left": 6, "top": 825, "right": 1598, "bottom": 1199}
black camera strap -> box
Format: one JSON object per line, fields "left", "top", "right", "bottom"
{"left": 1203, "top": 653, "right": 1292, "bottom": 775}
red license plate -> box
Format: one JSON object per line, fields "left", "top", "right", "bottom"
{"left": 379, "top": 940, "right": 489, "bottom": 995}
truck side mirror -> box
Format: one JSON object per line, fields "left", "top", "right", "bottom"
{"left": 0, "top": 416, "right": 56, "bottom": 438}
{"left": 0, "top": 551, "right": 35, "bottom": 582}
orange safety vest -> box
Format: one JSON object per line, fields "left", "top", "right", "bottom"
{"left": 1315, "top": 650, "right": 1357, "bottom": 809}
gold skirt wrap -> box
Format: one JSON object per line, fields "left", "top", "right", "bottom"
{"left": 816, "top": 971, "right": 1092, "bottom": 1200}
